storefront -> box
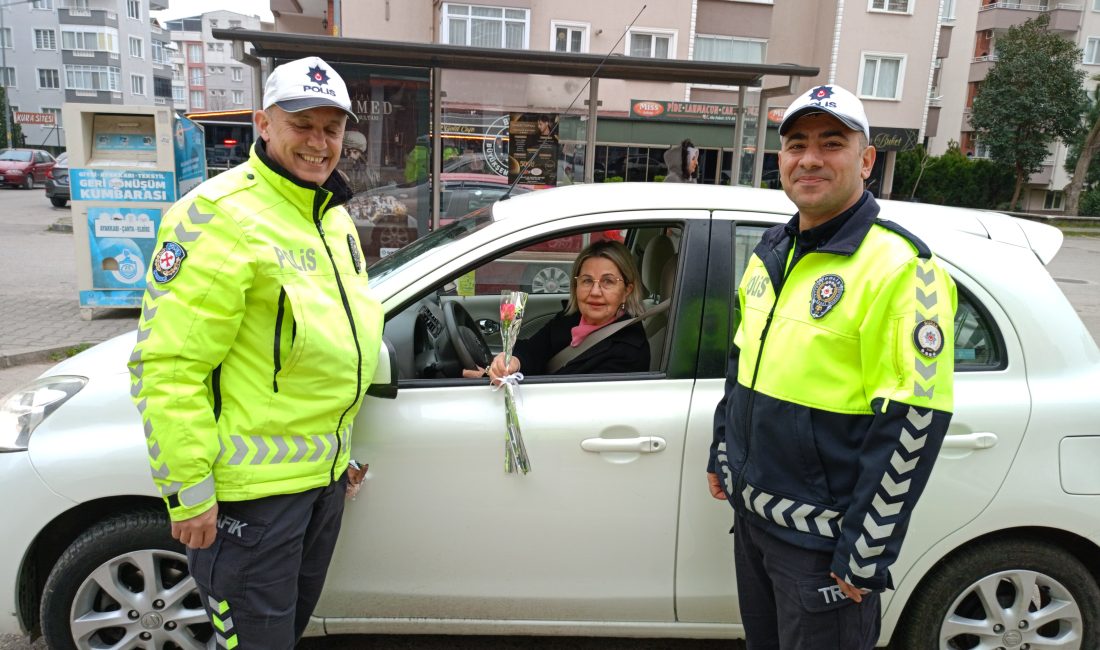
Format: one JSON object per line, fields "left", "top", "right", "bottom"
{"left": 216, "top": 29, "right": 818, "bottom": 263}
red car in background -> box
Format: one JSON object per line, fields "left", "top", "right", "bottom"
{"left": 0, "top": 148, "right": 56, "bottom": 189}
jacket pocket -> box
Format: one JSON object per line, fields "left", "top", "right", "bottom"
{"left": 272, "top": 286, "right": 305, "bottom": 392}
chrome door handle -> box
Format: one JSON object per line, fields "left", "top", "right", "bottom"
{"left": 941, "top": 432, "right": 998, "bottom": 450}
{"left": 581, "top": 437, "right": 667, "bottom": 453}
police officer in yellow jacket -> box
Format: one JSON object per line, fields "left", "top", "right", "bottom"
{"left": 129, "top": 57, "right": 383, "bottom": 649}
{"left": 707, "top": 85, "right": 956, "bottom": 649}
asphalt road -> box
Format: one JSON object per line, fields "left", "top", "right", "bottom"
{"left": 0, "top": 184, "right": 1097, "bottom": 649}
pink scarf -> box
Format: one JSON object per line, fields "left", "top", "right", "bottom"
{"left": 570, "top": 313, "right": 620, "bottom": 347}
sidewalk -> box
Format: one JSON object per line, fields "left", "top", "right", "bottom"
{"left": 0, "top": 211, "right": 138, "bottom": 368}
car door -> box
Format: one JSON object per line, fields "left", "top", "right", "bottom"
{"left": 674, "top": 215, "right": 1031, "bottom": 624}
{"left": 317, "top": 212, "right": 710, "bottom": 625}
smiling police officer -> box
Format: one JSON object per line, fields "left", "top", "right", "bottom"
{"left": 706, "top": 85, "right": 957, "bottom": 649}
{"left": 129, "top": 56, "right": 382, "bottom": 649}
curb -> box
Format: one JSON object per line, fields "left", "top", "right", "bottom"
{"left": 0, "top": 345, "right": 88, "bottom": 369}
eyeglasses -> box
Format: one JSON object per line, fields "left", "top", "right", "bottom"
{"left": 575, "top": 274, "right": 623, "bottom": 292}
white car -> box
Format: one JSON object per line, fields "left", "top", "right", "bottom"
{"left": 3, "top": 183, "right": 1099, "bottom": 650}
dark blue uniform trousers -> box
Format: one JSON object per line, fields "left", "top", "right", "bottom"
{"left": 734, "top": 512, "right": 880, "bottom": 650}
{"left": 186, "top": 472, "right": 348, "bottom": 650}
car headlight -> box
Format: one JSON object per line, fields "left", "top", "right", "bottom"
{"left": 0, "top": 376, "right": 87, "bottom": 452}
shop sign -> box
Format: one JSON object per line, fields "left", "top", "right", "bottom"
{"left": 13, "top": 111, "right": 56, "bottom": 126}
{"left": 71, "top": 169, "right": 177, "bottom": 202}
{"left": 631, "top": 100, "right": 784, "bottom": 125}
{"left": 869, "top": 127, "right": 919, "bottom": 152}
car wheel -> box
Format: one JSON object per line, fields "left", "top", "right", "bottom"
{"left": 893, "top": 539, "right": 1100, "bottom": 650}
{"left": 23, "top": 175, "right": 33, "bottom": 190}
{"left": 40, "top": 509, "right": 214, "bottom": 650}
{"left": 50, "top": 196, "right": 68, "bottom": 208}
{"left": 526, "top": 266, "right": 571, "bottom": 294}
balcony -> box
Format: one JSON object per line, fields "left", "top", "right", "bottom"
{"left": 58, "top": 8, "right": 119, "bottom": 27}
{"left": 1028, "top": 162, "right": 1054, "bottom": 185}
{"left": 969, "top": 54, "right": 999, "bottom": 82}
{"left": 937, "top": 24, "right": 953, "bottom": 59}
{"left": 976, "top": 3, "right": 1083, "bottom": 33}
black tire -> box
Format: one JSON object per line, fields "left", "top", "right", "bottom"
{"left": 50, "top": 196, "right": 68, "bottom": 208}
{"left": 893, "top": 539, "right": 1100, "bottom": 650}
{"left": 23, "top": 175, "right": 33, "bottom": 190}
{"left": 40, "top": 509, "right": 213, "bottom": 650}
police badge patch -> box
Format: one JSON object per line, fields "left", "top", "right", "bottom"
{"left": 914, "top": 319, "right": 945, "bottom": 358}
{"left": 152, "top": 241, "right": 187, "bottom": 283}
{"left": 810, "top": 274, "right": 844, "bottom": 319}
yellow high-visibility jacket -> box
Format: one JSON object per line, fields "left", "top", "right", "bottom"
{"left": 130, "top": 141, "right": 383, "bottom": 522}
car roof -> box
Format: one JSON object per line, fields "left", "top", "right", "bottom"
{"left": 489, "top": 183, "right": 1063, "bottom": 264}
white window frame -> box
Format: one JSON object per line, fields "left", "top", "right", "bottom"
{"left": 693, "top": 33, "right": 767, "bottom": 64}
{"left": 858, "top": 51, "right": 906, "bottom": 100}
{"left": 1085, "top": 37, "right": 1100, "bottom": 64}
{"left": 34, "top": 28, "right": 56, "bottom": 50}
{"left": 232, "top": 89, "right": 243, "bottom": 105}
{"left": 1093, "top": 0, "right": 1100, "bottom": 11}
{"left": 129, "top": 36, "right": 143, "bottom": 58}
{"left": 189, "top": 67, "right": 204, "bottom": 86}
{"left": 130, "top": 73, "right": 145, "bottom": 96}
{"left": 0, "top": 27, "right": 11, "bottom": 49}
{"left": 31, "top": 0, "right": 54, "bottom": 9}
{"left": 152, "top": 40, "right": 169, "bottom": 65}
{"left": 187, "top": 43, "right": 202, "bottom": 63}
{"left": 626, "top": 27, "right": 677, "bottom": 59}
{"left": 941, "top": 0, "right": 956, "bottom": 20}
{"left": 36, "top": 68, "right": 60, "bottom": 89}
{"left": 440, "top": 3, "right": 530, "bottom": 50}
{"left": 550, "top": 20, "right": 589, "bottom": 53}
{"left": 41, "top": 107, "right": 61, "bottom": 127}
{"left": 189, "top": 89, "right": 204, "bottom": 109}
{"left": 126, "top": 0, "right": 140, "bottom": 20}
{"left": 868, "top": 0, "right": 912, "bottom": 14}
{"left": 231, "top": 66, "right": 243, "bottom": 82}
{"left": 64, "top": 64, "right": 120, "bottom": 92}
{"left": 61, "top": 26, "right": 119, "bottom": 54}
{"left": 172, "top": 85, "right": 185, "bottom": 103}
{"left": 1044, "top": 190, "right": 1064, "bottom": 211}
{"left": 1, "top": 67, "right": 16, "bottom": 88}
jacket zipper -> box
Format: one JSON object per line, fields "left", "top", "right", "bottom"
{"left": 273, "top": 288, "right": 287, "bottom": 393}
{"left": 312, "top": 190, "right": 363, "bottom": 482}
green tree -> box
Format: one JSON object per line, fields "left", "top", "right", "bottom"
{"left": 892, "top": 142, "right": 1015, "bottom": 209}
{"left": 0, "top": 87, "right": 23, "bottom": 149}
{"left": 970, "top": 14, "right": 1086, "bottom": 210}
{"left": 1063, "top": 82, "right": 1100, "bottom": 214}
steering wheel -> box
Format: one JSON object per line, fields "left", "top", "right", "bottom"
{"left": 442, "top": 300, "right": 494, "bottom": 372}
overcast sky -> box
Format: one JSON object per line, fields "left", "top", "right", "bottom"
{"left": 151, "top": 0, "right": 273, "bottom": 23}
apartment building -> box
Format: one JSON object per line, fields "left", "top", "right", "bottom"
{"left": 931, "top": 0, "right": 1100, "bottom": 213}
{"left": 270, "top": 0, "right": 954, "bottom": 197}
{"left": 163, "top": 10, "right": 262, "bottom": 113}
{"left": 0, "top": 0, "right": 172, "bottom": 154}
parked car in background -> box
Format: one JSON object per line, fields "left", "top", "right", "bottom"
{"left": 3, "top": 184, "right": 1099, "bottom": 649}
{"left": 44, "top": 152, "right": 70, "bottom": 207}
{"left": 0, "top": 148, "right": 56, "bottom": 189}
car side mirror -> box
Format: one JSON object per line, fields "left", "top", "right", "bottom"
{"left": 366, "top": 337, "right": 398, "bottom": 399}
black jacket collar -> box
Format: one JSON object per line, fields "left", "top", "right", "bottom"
{"left": 254, "top": 137, "right": 354, "bottom": 208}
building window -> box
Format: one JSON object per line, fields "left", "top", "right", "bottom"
{"left": 187, "top": 43, "right": 202, "bottom": 62}
{"left": 551, "top": 21, "right": 588, "bottom": 53}
{"left": 42, "top": 107, "right": 61, "bottom": 127}
{"left": 37, "top": 68, "right": 60, "bottom": 89}
{"left": 0, "top": 28, "right": 10, "bottom": 49}
{"left": 1086, "top": 37, "right": 1100, "bottom": 64}
{"left": 628, "top": 29, "right": 674, "bottom": 58}
{"left": 64, "top": 64, "right": 120, "bottom": 91}
{"left": 206, "top": 42, "right": 224, "bottom": 52}
{"left": 1044, "top": 191, "right": 1064, "bottom": 211}
{"left": 207, "top": 65, "right": 225, "bottom": 75}
{"left": 65, "top": 0, "right": 90, "bottom": 8}
{"left": 1094, "top": 0, "right": 1100, "bottom": 10}
{"left": 32, "top": 0, "right": 53, "bottom": 9}
{"left": 173, "top": 85, "right": 185, "bottom": 103}
{"left": 859, "top": 53, "right": 905, "bottom": 99}
{"left": 189, "top": 67, "right": 204, "bottom": 86}
{"left": 442, "top": 3, "right": 529, "bottom": 49}
{"left": 126, "top": 0, "right": 140, "bottom": 20}
{"left": 229, "top": 20, "right": 241, "bottom": 28}
{"left": 129, "top": 36, "right": 143, "bottom": 58}
{"left": 1, "top": 67, "right": 15, "bottom": 87}
{"left": 61, "top": 27, "right": 119, "bottom": 53}
{"left": 232, "top": 89, "right": 243, "bottom": 105}
{"left": 34, "top": 29, "right": 56, "bottom": 50}
{"left": 941, "top": 0, "right": 956, "bottom": 20}
{"left": 209, "top": 19, "right": 218, "bottom": 28}
{"left": 694, "top": 34, "right": 766, "bottom": 64}
{"left": 152, "top": 40, "right": 170, "bottom": 65}
{"left": 131, "top": 74, "right": 144, "bottom": 95}
{"left": 190, "top": 89, "right": 204, "bottom": 109}
{"left": 231, "top": 66, "right": 243, "bottom": 82}
{"left": 869, "top": 0, "right": 910, "bottom": 13}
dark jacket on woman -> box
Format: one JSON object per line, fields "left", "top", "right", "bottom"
{"left": 514, "top": 311, "right": 650, "bottom": 375}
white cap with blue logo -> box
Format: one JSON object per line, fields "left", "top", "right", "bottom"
{"left": 262, "top": 56, "right": 358, "bottom": 123}
{"left": 779, "top": 84, "right": 869, "bottom": 141}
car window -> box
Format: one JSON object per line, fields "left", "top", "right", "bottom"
{"left": 1, "top": 150, "right": 31, "bottom": 162}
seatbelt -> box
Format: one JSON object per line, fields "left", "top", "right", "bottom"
{"left": 545, "top": 301, "right": 669, "bottom": 373}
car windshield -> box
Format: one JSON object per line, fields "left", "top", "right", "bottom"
{"left": 367, "top": 208, "right": 494, "bottom": 285}
{"left": 0, "top": 150, "right": 32, "bottom": 162}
